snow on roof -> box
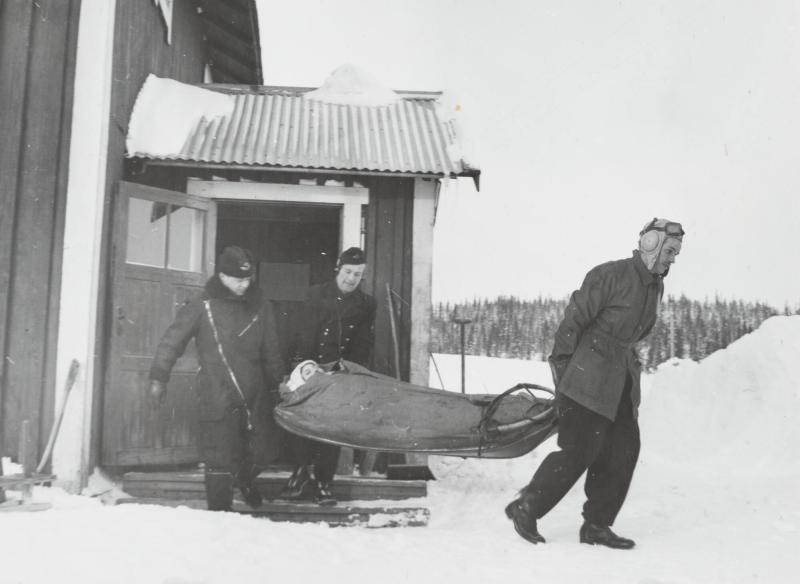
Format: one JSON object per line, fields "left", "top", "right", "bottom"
{"left": 126, "top": 74, "right": 234, "bottom": 158}
{"left": 303, "top": 64, "right": 401, "bottom": 106}
{"left": 124, "top": 72, "right": 481, "bottom": 181}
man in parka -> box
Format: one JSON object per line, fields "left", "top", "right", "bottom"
{"left": 281, "top": 247, "right": 376, "bottom": 505}
{"left": 505, "top": 218, "right": 684, "bottom": 548}
{"left": 148, "top": 246, "right": 285, "bottom": 512}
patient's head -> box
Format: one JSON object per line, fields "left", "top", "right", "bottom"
{"left": 286, "top": 360, "right": 322, "bottom": 391}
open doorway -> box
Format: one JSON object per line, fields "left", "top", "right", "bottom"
{"left": 215, "top": 201, "right": 341, "bottom": 366}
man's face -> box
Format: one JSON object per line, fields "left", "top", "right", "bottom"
{"left": 300, "top": 362, "right": 321, "bottom": 381}
{"left": 219, "top": 273, "right": 252, "bottom": 296}
{"left": 335, "top": 263, "right": 366, "bottom": 294}
{"left": 653, "top": 238, "right": 682, "bottom": 275}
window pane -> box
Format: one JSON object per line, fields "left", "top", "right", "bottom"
{"left": 168, "top": 205, "right": 205, "bottom": 272}
{"left": 127, "top": 199, "right": 167, "bottom": 267}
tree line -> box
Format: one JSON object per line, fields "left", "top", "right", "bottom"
{"left": 430, "top": 295, "right": 793, "bottom": 369}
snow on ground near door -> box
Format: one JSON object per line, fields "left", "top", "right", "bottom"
{"left": 2, "top": 316, "right": 799, "bottom": 584}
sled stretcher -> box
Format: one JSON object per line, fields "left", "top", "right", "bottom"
{"left": 274, "top": 361, "right": 558, "bottom": 459}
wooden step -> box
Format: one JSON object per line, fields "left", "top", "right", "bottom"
{"left": 122, "top": 470, "right": 427, "bottom": 502}
{"left": 115, "top": 497, "right": 430, "bottom": 527}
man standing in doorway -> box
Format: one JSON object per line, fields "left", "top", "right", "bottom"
{"left": 505, "top": 218, "right": 684, "bottom": 548}
{"left": 281, "top": 247, "right": 376, "bottom": 505}
{"left": 148, "top": 246, "right": 285, "bottom": 512}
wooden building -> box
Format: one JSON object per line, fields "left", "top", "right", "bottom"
{"left": 0, "top": 0, "right": 478, "bottom": 491}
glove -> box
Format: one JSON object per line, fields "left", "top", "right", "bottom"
{"left": 548, "top": 357, "right": 569, "bottom": 389}
{"left": 149, "top": 379, "right": 167, "bottom": 406}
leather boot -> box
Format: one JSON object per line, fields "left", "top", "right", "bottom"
{"left": 204, "top": 470, "right": 234, "bottom": 512}
{"left": 280, "top": 465, "right": 312, "bottom": 500}
{"left": 505, "top": 493, "right": 545, "bottom": 544}
{"left": 579, "top": 522, "right": 635, "bottom": 549}
{"left": 236, "top": 466, "right": 263, "bottom": 508}
{"left": 313, "top": 480, "right": 337, "bottom": 506}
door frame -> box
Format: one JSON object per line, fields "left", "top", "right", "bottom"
{"left": 186, "top": 180, "right": 369, "bottom": 252}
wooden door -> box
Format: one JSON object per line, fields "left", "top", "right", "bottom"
{"left": 102, "top": 182, "right": 216, "bottom": 466}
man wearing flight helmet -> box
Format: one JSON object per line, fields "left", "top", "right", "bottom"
{"left": 505, "top": 218, "right": 684, "bottom": 549}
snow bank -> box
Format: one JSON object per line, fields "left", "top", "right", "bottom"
{"left": 2, "top": 317, "right": 798, "bottom": 584}
{"left": 642, "top": 315, "right": 800, "bottom": 474}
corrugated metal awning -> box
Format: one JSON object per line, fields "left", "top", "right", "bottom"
{"left": 127, "top": 82, "right": 480, "bottom": 183}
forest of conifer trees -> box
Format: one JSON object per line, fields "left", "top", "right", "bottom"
{"left": 430, "top": 295, "right": 794, "bottom": 369}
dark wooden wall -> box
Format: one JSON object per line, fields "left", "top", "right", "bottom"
{"left": 362, "top": 177, "right": 415, "bottom": 381}
{"left": 0, "top": 0, "right": 81, "bottom": 459}
{"left": 91, "top": 0, "right": 213, "bottom": 466}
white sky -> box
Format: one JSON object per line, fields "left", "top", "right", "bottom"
{"left": 257, "top": 0, "right": 800, "bottom": 308}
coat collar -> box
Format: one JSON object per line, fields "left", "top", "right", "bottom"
{"left": 631, "top": 251, "right": 661, "bottom": 286}
{"left": 205, "top": 274, "right": 262, "bottom": 309}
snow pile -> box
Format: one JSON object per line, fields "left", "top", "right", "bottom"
{"left": 2, "top": 317, "right": 799, "bottom": 583}
{"left": 304, "top": 64, "right": 401, "bottom": 106}
{"left": 642, "top": 315, "right": 800, "bottom": 474}
{"left": 126, "top": 74, "right": 234, "bottom": 157}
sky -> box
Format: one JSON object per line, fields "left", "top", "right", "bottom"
{"left": 3, "top": 314, "right": 799, "bottom": 583}
{"left": 257, "top": 0, "right": 800, "bottom": 308}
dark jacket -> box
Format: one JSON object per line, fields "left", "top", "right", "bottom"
{"left": 297, "top": 280, "right": 376, "bottom": 367}
{"left": 550, "top": 251, "right": 663, "bottom": 420}
{"left": 149, "top": 276, "right": 285, "bottom": 422}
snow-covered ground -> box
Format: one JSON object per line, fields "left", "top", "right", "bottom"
{"left": 3, "top": 316, "right": 799, "bottom": 584}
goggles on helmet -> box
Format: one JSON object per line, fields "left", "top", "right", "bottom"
{"left": 640, "top": 218, "right": 685, "bottom": 237}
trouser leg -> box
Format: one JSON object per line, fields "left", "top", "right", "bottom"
{"left": 198, "top": 408, "right": 250, "bottom": 511}
{"left": 526, "top": 394, "right": 611, "bottom": 519}
{"left": 311, "top": 442, "right": 341, "bottom": 484}
{"left": 582, "top": 379, "right": 640, "bottom": 526}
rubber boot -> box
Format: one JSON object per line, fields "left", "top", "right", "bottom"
{"left": 205, "top": 470, "right": 234, "bottom": 512}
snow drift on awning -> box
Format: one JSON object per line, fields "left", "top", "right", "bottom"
{"left": 126, "top": 74, "right": 234, "bottom": 158}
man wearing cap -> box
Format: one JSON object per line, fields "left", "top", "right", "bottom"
{"left": 148, "top": 245, "right": 285, "bottom": 512}
{"left": 281, "top": 246, "right": 376, "bottom": 505}
{"left": 505, "top": 218, "right": 684, "bottom": 549}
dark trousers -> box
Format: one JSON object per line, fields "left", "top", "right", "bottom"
{"left": 526, "top": 377, "right": 640, "bottom": 526}
{"left": 287, "top": 434, "right": 340, "bottom": 484}
{"left": 198, "top": 407, "right": 256, "bottom": 510}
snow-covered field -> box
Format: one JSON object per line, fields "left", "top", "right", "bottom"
{"left": 2, "top": 316, "right": 799, "bottom": 584}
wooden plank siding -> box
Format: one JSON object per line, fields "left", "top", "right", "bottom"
{"left": 362, "top": 177, "right": 415, "bottom": 381}
{"left": 92, "top": 0, "right": 212, "bottom": 468}
{"left": 0, "top": 0, "right": 81, "bottom": 460}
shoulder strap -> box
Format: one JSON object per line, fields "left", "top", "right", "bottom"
{"left": 203, "top": 300, "right": 253, "bottom": 431}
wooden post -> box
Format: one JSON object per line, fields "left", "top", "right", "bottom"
{"left": 18, "top": 420, "right": 33, "bottom": 502}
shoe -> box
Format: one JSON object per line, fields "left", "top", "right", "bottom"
{"left": 280, "top": 466, "right": 312, "bottom": 500}
{"left": 504, "top": 497, "right": 545, "bottom": 544}
{"left": 239, "top": 481, "right": 263, "bottom": 508}
{"left": 579, "top": 522, "right": 635, "bottom": 549}
{"left": 313, "top": 480, "right": 337, "bottom": 506}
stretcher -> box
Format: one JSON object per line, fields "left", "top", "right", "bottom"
{"left": 274, "top": 361, "right": 558, "bottom": 459}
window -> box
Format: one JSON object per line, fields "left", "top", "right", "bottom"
{"left": 126, "top": 198, "right": 204, "bottom": 271}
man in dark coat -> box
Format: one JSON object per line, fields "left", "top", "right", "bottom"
{"left": 148, "top": 246, "right": 285, "bottom": 511}
{"left": 281, "top": 247, "right": 376, "bottom": 505}
{"left": 505, "top": 218, "right": 684, "bottom": 549}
